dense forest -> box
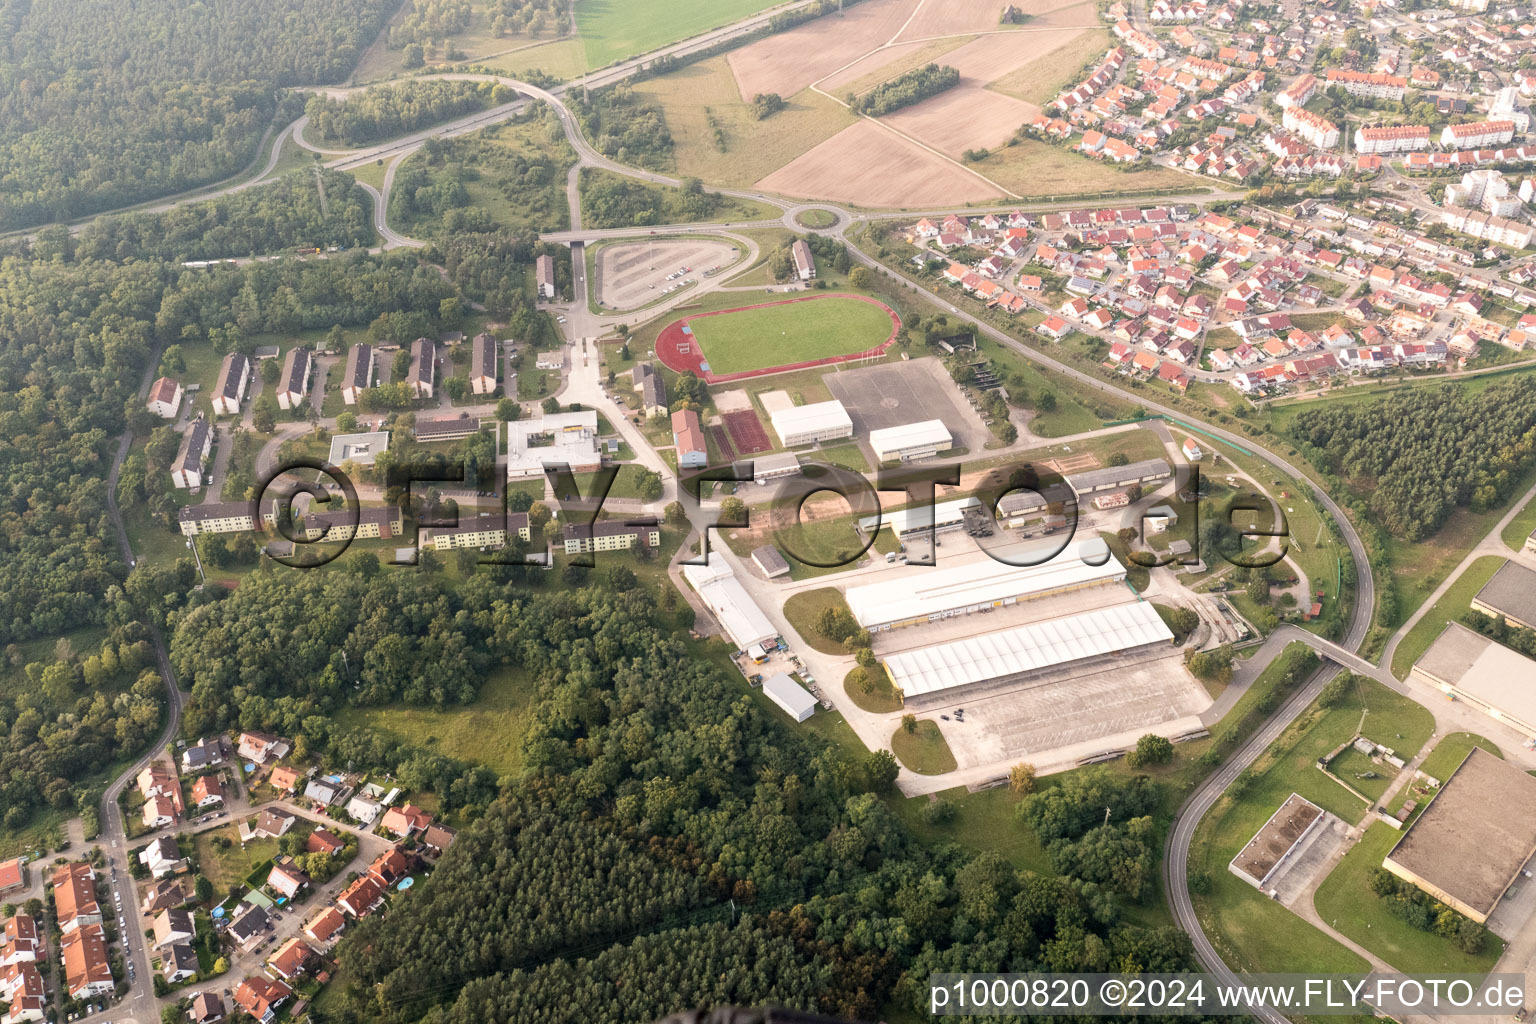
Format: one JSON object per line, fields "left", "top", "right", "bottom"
{"left": 387, "top": 111, "right": 575, "bottom": 237}
{"left": 74, "top": 169, "right": 376, "bottom": 262}
{"left": 579, "top": 172, "right": 733, "bottom": 229}
{"left": 851, "top": 64, "right": 961, "bottom": 117}
{"left": 0, "top": 623, "right": 168, "bottom": 829}
{"left": 305, "top": 80, "right": 510, "bottom": 147}
{"left": 0, "top": 0, "right": 396, "bottom": 229}
{"left": 1287, "top": 378, "right": 1536, "bottom": 540}
{"left": 572, "top": 86, "right": 674, "bottom": 172}
{"left": 297, "top": 584, "right": 1201, "bottom": 1024}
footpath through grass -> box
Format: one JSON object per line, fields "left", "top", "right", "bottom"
{"left": 1418, "top": 731, "right": 1501, "bottom": 782}
{"left": 1389, "top": 555, "right": 1506, "bottom": 679}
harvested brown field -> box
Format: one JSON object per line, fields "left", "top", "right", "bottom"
{"left": 973, "top": 138, "right": 1203, "bottom": 198}
{"left": 726, "top": 0, "right": 921, "bottom": 99}
{"left": 755, "top": 119, "right": 1006, "bottom": 207}
{"left": 882, "top": 86, "right": 1038, "bottom": 152}
{"left": 893, "top": 0, "right": 1033, "bottom": 40}
{"left": 819, "top": 36, "right": 971, "bottom": 94}
{"left": 990, "top": 24, "right": 1112, "bottom": 104}
{"left": 924, "top": 26, "right": 1094, "bottom": 83}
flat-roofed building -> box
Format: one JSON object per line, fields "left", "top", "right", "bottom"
{"left": 869, "top": 419, "right": 953, "bottom": 463}
{"left": 752, "top": 451, "right": 801, "bottom": 484}
{"left": 407, "top": 338, "right": 435, "bottom": 399}
{"left": 507, "top": 410, "right": 601, "bottom": 479}
{"left": 341, "top": 343, "right": 374, "bottom": 405}
{"left": 1412, "top": 621, "right": 1536, "bottom": 738}
{"left": 470, "top": 333, "right": 498, "bottom": 395}
{"left": 562, "top": 518, "right": 660, "bottom": 554}
{"left": 682, "top": 556, "right": 777, "bottom": 650}
{"left": 414, "top": 415, "right": 482, "bottom": 443}
{"left": 212, "top": 353, "right": 250, "bottom": 416}
{"left": 1065, "top": 458, "right": 1172, "bottom": 497}
{"left": 274, "top": 347, "right": 312, "bottom": 411}
{"left": 845, "top": 539, "right": 1125, "bottom": 632}
{"left": 328, "top": 431, "right": 389, "bottom": 467}
{"left": 751, "top": 546, "right": 791, "bottom": 578}
{"left": 880, "top": 599, "right": 1172, "bottom": 699}
{"left": 172, "top": 416, "right": 213, "bottom": 489}
{"left": 1471, "top": 560, "right": 1536, "bottom": 631}
{"left": 1229, "top": 793, "right": 1325, "bottom": 889}
{"left": 769, "top": 400, "right": 853, "bottom": 447}
{"left": 420, "top": 513, "right": 531, "bottom": 552}
{"left": 762, "top": 671, "right": 817, "bottom": 721}
{"left": 859, "top": 496, "right": 983, "bottom": 540}
{"left": 1383, "top": 747, "right": 1536, "bottom": 923}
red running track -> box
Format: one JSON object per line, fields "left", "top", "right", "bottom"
{"left": 654, "top": 292, "right": 900, "bottom": 385}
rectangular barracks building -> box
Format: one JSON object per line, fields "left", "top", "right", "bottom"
{"left": 1470, "top": 560, "right": 1536, "bottom": 631}
{"left": 880, "top": 600, "right": 1173, "bottom": 703}
{"left": 1064, "top": 459, "right": 1172, "bottom": 499}
{"left": 1411, "top": 621, "right": 1536, "bottom": 739}
{"left": 177, "top": 501, "right": 401, "bottom": 541}
{"left": 769, "top": 400, "right": 853, "bottom": 447}
{"left": 845, "top": 538, "right": 1127, "bottom": 632}
{"left": 1383, "top": 747, "right": 1536, "bottom": 923}
{"left": 869, "top": 419, "right": 953, "bottom": 463}
{"left": 420, "top": 513, "right": 531, "bottom": 552}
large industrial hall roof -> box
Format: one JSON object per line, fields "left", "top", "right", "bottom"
{"left": 881, "top": 600, "right": 1173, "bottom": 697}
{"left": 844, "top": 538, "right": 1124, "bottom": 628}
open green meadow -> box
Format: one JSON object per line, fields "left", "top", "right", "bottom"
{"left": 575, "top": 0, "right": 785, "bottom": 69}
{"left": 686, "top": 294, "right": 895, "bottom": 375}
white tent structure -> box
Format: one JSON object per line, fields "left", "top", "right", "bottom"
{"left": 682, "top": 556, "right": 777, "bottom": 650}
{"left": 762, "top": 672, "right": 817, "bottom": 722}
{"left": 881, "top": 600, "right": 1173, "bottom": 698}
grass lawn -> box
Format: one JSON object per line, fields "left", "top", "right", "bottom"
{"left": 1501, "top": 493, "right": 1536, "bottom": 550}
{"left": 1189, "top": 671, "right": 1433, "bottom": 975}
{"left": 1389, "top": 555, "right": 1505, "bottom": 679}
{"left": 815, "top": 443, "right": 870, "bottom": 473}
{"left": 566, "top": 464, "right": 658, "bottom": 500}
{"left": 1315, "top": 822, "right": 1504, "bottom": 973}
{"left": 783, "top": 587, "right": 856, "bottom": 654}
{"left": 195, "top": 825, "right": 279, "bottom": 893}
{"left": 972, "top": 334, "right": 1131, "bottom": 436}
{"left": 481, "top": 37, "right": 591, "bottom": 81}
{"left": 1417, "top": 731, "right": 1501, "bottom": 783}
{"left": 974, "top": 139, "right": 1205, "bottom": 200}
{"left": 892, "top": 720, "right": 957, "bottom": 775}
{"left": 575, "top": 0, "right": 784, "bottom": 68}
{"left": 795, "top": 209, "right": 838, "bottom": 229}
{"left": 334, "top": 666, "right": 537, "bottom": 778}
{"left": 887, "top": 784, "right": 1051, "bottom": 874}
{"left": 632, "top": 60, "right": 855, "bottom": 186}
{"left": 684, "top": 293, "right": 896, "bottom": 375}
{"left": 844, "top": 666, "right": 902, "bottom": 713}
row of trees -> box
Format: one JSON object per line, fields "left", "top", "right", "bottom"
{"left": 0, "top": 0, "right": 394, "bottom": 229}
{"left": 850, "top": 64, "right": 960, "bottom": 117}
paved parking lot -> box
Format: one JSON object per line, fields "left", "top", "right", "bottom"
{"left": 594, "top": 238, "right": 739, "bottom": 311}
{"left": 921, "top": 646, "right": 1211, "bottom": 766}
{"left": 825, "top": 357, "right": 990, "bottom": 459}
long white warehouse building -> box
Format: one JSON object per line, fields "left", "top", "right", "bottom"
{"left": 769, "top": 400, "right": 853, "bottom": 447}
{"left": 844, "top": 538, "right": 1126, "bottom": 631}
{"left": 682, "top": 556, "right": 778, "bottom": 650}
{"left": 881, "top": 600, "right": 1173, "bottom": 698}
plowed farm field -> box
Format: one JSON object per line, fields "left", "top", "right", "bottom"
{"left": 726, "top": 0, "right": 922, "bottom": 99}
{"left": 755, "top": 119, "right": 1005, "bottom": 206}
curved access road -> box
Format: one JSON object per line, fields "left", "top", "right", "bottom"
{"left": 835, "top": 224, "right": 1375, "bottom": 1022}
